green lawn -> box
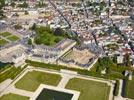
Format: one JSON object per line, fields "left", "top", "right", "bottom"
{"left": 7, "top": 35, "right": 19, "bottom": 42}
{"left": 15, "top": 71, "right": 62, "bottom": 91}
{"left": 125, "top": 76, "right": 134, "bottom": 99}
{"left": 0, "top": 93, "right": 29, "bottom": 100}
{"left": 0, "top": 32, "right": 11, "bottom": 37}
{"left": 34, "top": 26, "right": 68, "bottom": 46}
{"left": 0, "top": 39, "right": 8, "bottom": 46}
{"left": 66, "top": 78, "right": 110, "bottom": 100}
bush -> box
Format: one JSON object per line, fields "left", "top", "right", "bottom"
{"left": 0, "top": 66, "right": 25, "bottom": 83}
{"left": 25, "top": 60, "right": 123, "bottom": 80}
{"left": 24, "top": 11, "right": 29, "bottom": 15}
{"left": 28, "top": 39, "right": 32, "bottom": 45}
{"left": 14, "top": 24, "right": 22, "bottom": 29}
{"left": 124, "top": 78, "right": 129, "bottom": 97}
{"left": 114, "top": 80, "right": 120, "bottom": 96}
{"left": 18, "top": 2, "right": 28, "bottom": 8}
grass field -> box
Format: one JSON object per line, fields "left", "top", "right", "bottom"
{"left": 0, "top": 93, "right": 29, "bottom": 100}
{"left": 7, "top": 35, "right": 19, "bottom": 42}
{"left": 15, "top": 71, "right": 62, "bottom": 91}
{"left": 66, "top": 78, "right": 110, "bottom": 100}
{"left": 125, "top": 76, "right": 134, "bottom": 99}
{"left": 0, "top": 39, "right": 8, "bottom": 46}
{"left": 0, "top": 32, "right": 11, "bottom": 37}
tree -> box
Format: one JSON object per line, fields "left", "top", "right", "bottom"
{"left": 106, "top": 8, "right": 110, "bottom": 17}
{"left": 36, "top": 1, "right": 47, "bottom": 8}
{"left": 113, "top": 56, "right": 117, "bottom": 63}
{"left": 106, "top": 67, "right": 111, "bottom": 74}
{"left": 130, "top": 15, "right": 134, "bottom": 20}
{"left": 0, "top": 0, "right": 5, "bottom": 9}
{"left": 96, "top": 65, "right": 101, "bottom": 74}
{"left": 86, "top": 1, "right": 92, "bottom": 7}
{"left": 124, "top": 53, "right": 131, "bottom": 67}
{"left": 10, "top": 2, "right": 16, "bottom": 7}
{"left": 31, "top": 23, "right": 36, "bottom": 30}
{"left": 54, "top": 28, "right": 63, "bottom": 36}
{"left": 24, "top": 11, "right": 29, "bottom": 15}
{"left": 0, "top": 0, "right": 5, "bottom": 19}
{"left": 54, "top": 37, "right": 61, "bottom": 43}
{"left": 18, "top": 1, "right": 28, "bottom": 8}
{"left": 28, "top": 38, "right": 32, "bottom": 45}
{"left": 0, "top": 10, "right": 5, "bottom": 19}
{"left": 14, "top": 24, "right": 22, "bottom": 29}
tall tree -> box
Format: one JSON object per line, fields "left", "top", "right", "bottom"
{"left": 124, "top": 53, "right": 131, "bottom": 67}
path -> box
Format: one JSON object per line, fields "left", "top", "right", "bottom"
{"left": 58, "top": 74, "right": 74, "bottom": 88}
{"left": 5, "top": 85, "right": 33, "bottom": 97}
{"left": 1, "top": 67, "right": 12, "bottom": 74}
{"left": 0, "top": 36, "right": 11, "bottom": 42}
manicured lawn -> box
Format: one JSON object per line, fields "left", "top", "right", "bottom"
{"left": 0, "top": 93, "right": 29, "bottom": 100}
{"left": 15, "top": 71, "right": 62, "bottom": 91}
{"left": 125, "top": 76, "right": 134, "bottom": 99}
{"left": 7, "top": 35, "right": 19, "bottom": 42}
{"left": 0, "top": 32, "right": 11, "bottom": 37}
{"left": 66, "top": 78, "right": 110, "bottom": 100}
{"left": 0, "top": 39, "right": 8, "bottom": 46}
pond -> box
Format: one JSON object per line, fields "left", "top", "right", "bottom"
{"left": 36, "top": 88, "right": 73, "bottom": 100}
{"left": 0, "top": 62, "right": 12, "bottom": 68}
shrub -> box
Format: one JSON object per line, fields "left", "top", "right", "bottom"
{"left": 114, "top": 80, "right": 120, "bottom": 96}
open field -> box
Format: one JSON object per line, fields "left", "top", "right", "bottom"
{"left": 7, "top": 35, "right": 19, "bottom": 42}
{"left": 0, "top": 93, "right": 29, "bottom": 100}
{"left": 0, "top": 39, "right": 8, "bottom": 46}
{"left": 0, "top": 32, "right": 11, "bottom": 37}
{"left": 66, "top": 78, "right": 110, "bottom": 100}
{"left": 125, "top": 76, "right": 134, "bottom": 99}
{"left": 15, "top": 71, "right": 62, "bottom": 91}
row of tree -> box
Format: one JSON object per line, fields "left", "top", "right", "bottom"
{"left": 0, "top": 0, "right": 5, "bottom": 19}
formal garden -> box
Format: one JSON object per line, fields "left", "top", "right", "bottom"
{"left": 0, "top": 32, "right": 11, "bottom": 37}
{"left": 15, "top": 71, "right": 62, "bottom": 91}
{"left": 125, "top": 76, "right": 134, "bottom": 99}
{"left": 7, "top": 35, "right": 19, "bottom": 42}
{"left": 0, "top": 56, "right": 133, "bottom": 100}
{"left": 0, "top": 66, "right": 25, "bottom": 83}
{"left": 0, "top": 39, "right": 8, "bottom": 46}
{"left": 66, "top": 78, "right": 110, "bottom": 100}
{"left": 0, "top": 32, "right": 19, "bottom": 46}
{"left": 0, "top": 93, "right": 29, "bottom": 100}
{"left": 33, "top": 26, "right": 69, "bottom": 46}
